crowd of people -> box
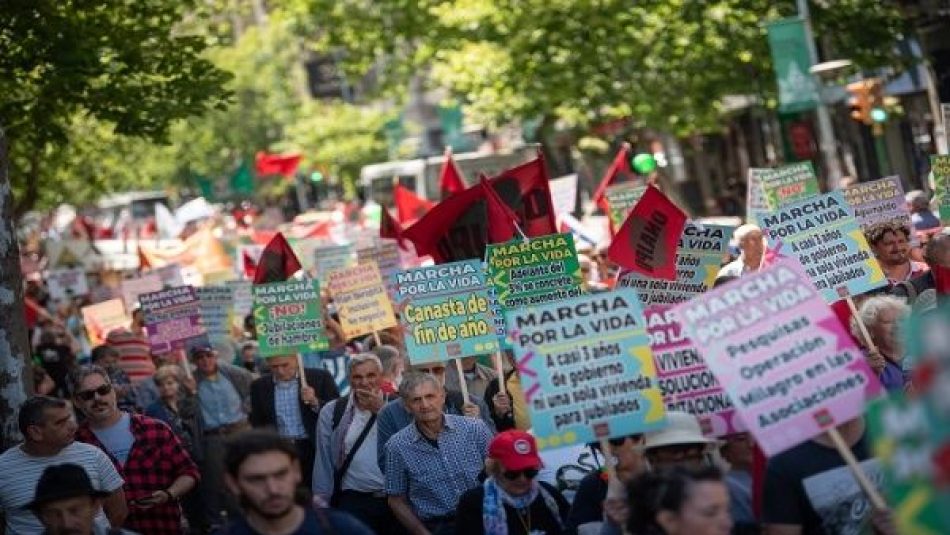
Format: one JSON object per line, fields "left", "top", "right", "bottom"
{"left": 1, "top": 185, "right": 947, "bottom": 535}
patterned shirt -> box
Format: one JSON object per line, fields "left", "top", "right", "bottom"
{"left": 274, "top": 378, "right": 307, "bottom": 439}
{"left": 76, "top": 412, "right": 200, "bottom": 535}
{"left": 198, "top": 373, "right": 245, "bottom": 429}
{"left": 385, "top": 414, "right": 492, "bottom": 520}
{"left": 106, "top": 329, "right": 155, "bottom": 385}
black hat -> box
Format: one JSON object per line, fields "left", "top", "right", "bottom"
{"left": 27, "top": 464, "right": 111, "bottom": 510}
{"left": 189, "top": 343, "right": 214, "bottom": 359}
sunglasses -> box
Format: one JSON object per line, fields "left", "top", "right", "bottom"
{"left": 607, "top": 434, "right": 644, "bottom": 447}
{"left": 502, "top": 468, "right": 540, "bottom": 480}
{"left": 76, "top": 384, "right": 112, "bottom": 402}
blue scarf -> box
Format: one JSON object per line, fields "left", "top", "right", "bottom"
{"left": 482, "top": 477, "right": 563, "bottom": 535}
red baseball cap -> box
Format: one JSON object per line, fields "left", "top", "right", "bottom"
{"left": 489, "top": 430, "right": 542, "bottom": 471}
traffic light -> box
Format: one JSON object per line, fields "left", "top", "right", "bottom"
{"left": 847, "top": 78, "right": 885, "bottom": 125}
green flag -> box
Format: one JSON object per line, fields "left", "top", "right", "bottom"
{"left": 767, "top": 18, "right": 819, "bottom": 114}
{"left": 195, "top": 175, "right": 215, "bottom": 200}
{"left": 230, "top": 161, "right": 255, "bottom": 195}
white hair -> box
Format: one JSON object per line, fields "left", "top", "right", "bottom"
{"left": 850, "top": 295, "right": 910, "bottom": 342}
{"left": 347, "top": 353, "right": 383, "bottom": 376}
{"left": 734, "top": 224, "right": 762, "bottom": 242}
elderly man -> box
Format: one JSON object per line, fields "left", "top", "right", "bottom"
{"left": 191, "top": 344, "right": 254, "bottom": 527}
{"left": 445, "top": 356, "right": 497, "bottom": 400}
{"left": 865, "top": 220, "right": 929, "bottom": 284}
{"left": 0, "top": 396, "right": 126, "bottom": 534}
{"left": 29, "top": 463, "right": 138, "bottom": 535}
{"left": 71, "top": 365, "right": 199, "bottom": 535}
{"left": 376, "top": 361, "right": 495, "bottom": 471}
{"left": 313, "top": 353, "right": 400, "bottom": 533}
{"left": 716, "top": 224, "right": 764, "bottom": 279}
{"left": 250, "top": 354, "right": 339, "bottom": 490}
{"left": 385, "top": 372, "right": 493, "bottom": 535}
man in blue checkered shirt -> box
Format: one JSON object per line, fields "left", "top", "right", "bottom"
{"left": 385, "top": 372, "right": 493, "bottom": 535}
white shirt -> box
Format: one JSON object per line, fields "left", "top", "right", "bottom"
{"left": 341, "top": 407, "right": 385, "bottom": 492}
{"left": 0, "top": 441, "right": 124, "bottom": 534}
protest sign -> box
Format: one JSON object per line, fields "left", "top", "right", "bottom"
{"left": 746, "top": 168, "right": 771, "bottom": 225}
{"left": 760, "top": 162, "right": 820, "bottom": 209}
{"left": 646, "top": 306, "right": 740, "bottom": 437}
{"left": 313, "top": 243, "right": 353, "bottom": 280}
{"left": 227, "top": 280, "right": 254, "bottom": 328}
{"left": 485, "top": 233, "right": 584, "bottom": 310}
{"left": 756, "top": 190, "right": 885, "bottom": 302}
{"left": 120, "top": 274, "right": 163, "bottom": 311}
{"left": 549, "top": 173, "right": 578, "bottom": 216}
{"left": 391, "top": 259, "right": 499, "bottom": 363}
{"left": 618, "top": 223, "right": 734, "bottom": 306}
{"left": 505, "top": 288, "right": 666, "bottom": 451}
{"left": 253, "top": 280, "right": 328, "bottom": 356}
{"left": 604, "top": 182, "right": 648, "bottom": 230}
{"left": 46, "top": 268, "right": 89, "bottom": 300}
{"left": 140, "top": 286, "right": 209, "bottom": 355}
{"left": 841, "top": 176, "right": 915, "bottom": 242}
{"left": 196, "top": 285, "right": 235, "bottom": 345}
{"left": 671, "top": 258, "right": 882, "bottom": 456}
{"left": 147, "top": 264, "right": 184, "bottom": 288}
{"left": 930, "top": 155, "right": 950, "bottom": 224}
{"left": 866, "top": 304, "right": 950, "bottom": 534}
{"left": 356, "top": 239, "right": 402, "bottom": 278}
{"left": 326, "top": 262, "right": 397, "bottom": 340}
{"left": 81, "top": 299, "right": 129, "bottom": 346}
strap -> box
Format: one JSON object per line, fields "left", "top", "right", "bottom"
{"left": 898, "top": 280, "right": 918, "bottom": 301}
{"left": 331, "top": 395, "right": 350, "bottom": 430}
{"left": 333, "top": 412, "right": 377, "bottom": 489}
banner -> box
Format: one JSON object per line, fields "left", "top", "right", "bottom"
{"left": 46, "top": 268, "right": 89, "bottom": 300}
{"left": 391, "top": 260, "right": 499, "bottom": 363}
{"left": 760, "top": 162, "right": 820, "bottom": 210}
{"left": 485, "top": 233, "right": 584, "bottom": 310}
{"left": 647, "top": 305, "right": 740, "bottom": 437}
{"left": 313, "top": 243, "right": 353, "bottom": 280}
{"left": 356, "top": 240, "right": 402, "bottom": 279}
{"left": 618, "top": 223, "right": 733, "bottom": 306}
{"left": 746, "top": 168, "right": 771, "bottom": 225}
{"left": 196, "top": 285, "right": 235, "bottom": 345}
{"left": 549, "top": 174, "right": 578, "bottom": 216}
{"left": 756, "top": 190, "right": 885, "bottom": 302}
{"left": 604, "top": 182, "right": 648, "bottom": 231}
{"left": 138, "top": 227, "right": 232, "bottom": 275}
{"left": 930, "top": 155, "right": 950, "bottom": 224}
{"left": 253, "top": 280, "right": 329, "bottom": 356}
{"left": 326, "top": 262, "right": 398, "bottom": 340}
{"left": 766, "top": 18, "right": 819, "bottom": 114}
{"left": 81, "top": 299, "right": 129, "bottom": 346}
{"left": 120, "top": 274, "right": 164, "bottom": 311}
{"left": 671, "top": 258, "right": 882, "bottom": 456}
{"left": 140, "top": 286, "right": 209, "bottom": 355}
{"left": 505, "top": 288, "right": 666, "bottom": 451}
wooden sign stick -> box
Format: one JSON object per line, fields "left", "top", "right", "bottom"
{"left": 826, "top": 427, "right": 887, "bottom": 509}
{"left": 494, "top": 352, "right": 506, "bottom": 397}
{"left": 454, "top": 358, "right": 471, "bottom": 408}
{"left": 296, "top": 353, "right": 309, "bottom": 390}
{"left": 845, "top": 295, "right": 879, "bottom": 353}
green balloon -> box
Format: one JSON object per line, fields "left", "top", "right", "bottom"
{"left": 631, "top": 153, "right": 657, "bottom": 174}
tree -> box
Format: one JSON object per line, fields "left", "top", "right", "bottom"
{"left": 0, "top": 0, "right": 230, "bottom": 448}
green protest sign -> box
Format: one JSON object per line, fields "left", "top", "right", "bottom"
{"left": 605, "top": 182, "right": 648, "bottom": 230}
{"left": 253, "top": 280, "right": 328, "bottom": 356}
{"left": 931, "top": 155, "right": 950, "bottom": 225}
{"left": 760, "top": 162, "right": 820, "bottom": 210}
{"left": 485, "top": 233, "right": 584, "bottom": 310}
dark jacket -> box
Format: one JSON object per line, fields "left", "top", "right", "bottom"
{"left": 455, "top": 481, "right": 572, "bottom": 535}
{"left": 249, "top": 367, "right": 340, "bottom": 443}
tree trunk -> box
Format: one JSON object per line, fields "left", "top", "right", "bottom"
{"left": 0, "top": 127, "right": 31, "bottom": 451}
{"left": 12, "top": 148, "right": 40, "bottom": 219}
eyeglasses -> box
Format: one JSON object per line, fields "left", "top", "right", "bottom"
{"left": 502, "top": 468, "right": 539, "bottom": 480}
{"left": 76, "top": 384, "right": 112, "bottom": 402}
{"left": 417, "top": 366, "right": 446, "bottom": 375}
{"left": 649, "top": 444, "right": 706, "bottom": 462}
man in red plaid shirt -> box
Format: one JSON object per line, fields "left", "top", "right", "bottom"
{"left": 71, "top": 364, "right": 200, "bottom": 535}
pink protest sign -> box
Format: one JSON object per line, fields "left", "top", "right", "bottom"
{"left": 647, "top": 305, "right": 742, "bottom": 437}
{"left": 670, "top": 258, "right": 882, "bottom": 456}
{"left": 140, "top": 286, "right": 209, "bottom": 355}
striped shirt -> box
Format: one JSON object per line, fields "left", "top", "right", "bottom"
{"left": 384, "top": 414, "right": 492, "bottom": 520}
{"left": 0, "top": 441, "right": 124, "bottom": 534}
{"left": 106, "top": 328, "right": 156, "bottom": 384}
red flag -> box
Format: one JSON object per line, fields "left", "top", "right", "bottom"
{"left": 593, "top": 143, "right": 632, "bottom": 213}
{"left": 253, "top": 232, "right": 302, "bottom": 284}
{"left": 479, "top": 177, "right": 519, "bottom": 243}
{"left": 439, "top": 148, "right": 467, "bottom": 198}
{"left": 394, "top": 183, "right": 435, "bottom": 223}
{"left": 934, "top": 264, "right": 950, "bottom": 296}
{"left": 607, "top": 186, "right": 687, "bottom": 280}
{"left": 405, "top": 153, "right": 557, "bottom": 262}
{"left": 242, "top": 250, "right": 259, "bottom": 278}
{"left": 255, "top": 152, "right": 301, "bottom": 178}
{"left": 380, "top": 207, "right": 409, "bottom": 250}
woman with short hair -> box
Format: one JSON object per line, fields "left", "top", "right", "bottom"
{"left": 850, "top": 295, "right": 910, "bottom": 391}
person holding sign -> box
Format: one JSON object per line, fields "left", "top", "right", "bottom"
{"left": 384, "top": 373, "right": 493, "bottom": 535}
{"left": 455, "top": 430, "right": 572, "bottom": 535}
{"left": 715, "top": 225, "right": 764, "bottom": 279}
{"left": 249, "top": 354, "right": 339, "bottom": 491}
{"left": 849, "top": 296, "right": 910, "bottom": 392}
{"left": 865, "top": 221, "right": 929, "bottom": 285}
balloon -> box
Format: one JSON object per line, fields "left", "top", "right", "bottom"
{"left": 631, "top": 153, "right": 657, "bottom": 175}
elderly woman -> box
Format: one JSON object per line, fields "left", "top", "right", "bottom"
{"left": 851, "top": 295, "right": 910, "bottom": 391}
{"left": 144, "top": 365, "right": 202, "bottom": 462}
{"left": 456, "top": 430, "right": 571, "bottom": 535}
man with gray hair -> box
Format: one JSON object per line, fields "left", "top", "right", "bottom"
{"left": 385, "top": 372, "right": 493, "bottom": 535}
{"left": 313, "top": 353, "right": 400, "bottom": 533}
{"left": 716, "top": 224, "right": 764, "bottom": 279}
